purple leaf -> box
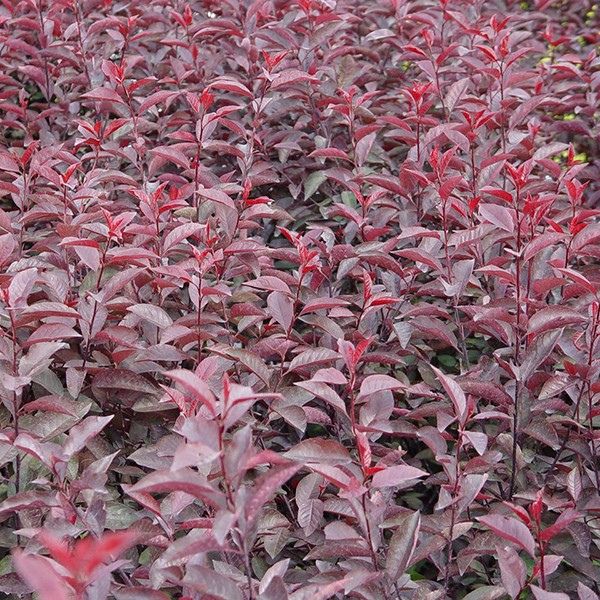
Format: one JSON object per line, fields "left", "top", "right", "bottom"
{"left": 478, "top": 515, "right": 536, "bottom": 556}
{"left": 358, "top": 374, "right": 405, "bottom": 399}
{"left": 127, "top": 304, "right": 173, "bottom": 328}
{"left": 431, "top": 366, "right": 467, "bottom": 424}
{"left": 245, "top": 463, "right": 301, "bottom": 528}
{"left": 385, "top": 511, "right": 421, "bottom": 580}
{"left": 183, "top": 565, "right": 243, "bottom": 600}
{"left": 63, "top": 415, "right": 113, "bottom": 457}
{"left": 267, "top": 291, "right": 294, "bottom": 332}
{"left": 163, "top": 369, "right": 217, "bottom": 415}
{"left": 371, "top": 465, "right": 428, "bottom": 488}
{"left": 497, "top": 544, "right": 526, "bottom": 599}
{"left": 127, "top": 468, "right": 226, "bottom": 508}
{"left": 530, "top": 586, "right": 570, "bottom": 600}
{"left": 283, "top": 438, "right": 351, "bottom": 466}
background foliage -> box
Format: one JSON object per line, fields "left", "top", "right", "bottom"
{"left": 0, "top": 0, "right": 599, "bottom": 598}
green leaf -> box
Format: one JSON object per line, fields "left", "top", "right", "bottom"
{"left": 304, "top": 171, "right": 327, "bottom": 200}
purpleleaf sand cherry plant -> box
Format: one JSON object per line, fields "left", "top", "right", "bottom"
{"left": 0, "top": 0, "right": 598, "bottom": 598}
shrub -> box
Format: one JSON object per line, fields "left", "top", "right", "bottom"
{"left": 0, "top": 0, "right": 598, "bottom": 598}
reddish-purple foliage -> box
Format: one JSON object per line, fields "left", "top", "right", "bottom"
{"left": 0, "top": 0, "right": 598, "bottom": 598}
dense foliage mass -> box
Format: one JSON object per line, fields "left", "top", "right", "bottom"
{"left": 0, "top": 0, "right": 598, "bottom": 598}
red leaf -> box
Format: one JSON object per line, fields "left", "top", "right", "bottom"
{"left": 539, "top": 509, "right": 580, "bottom": 543}
{"left": 12, "top": 551, "right": 71, "bottom": 600}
